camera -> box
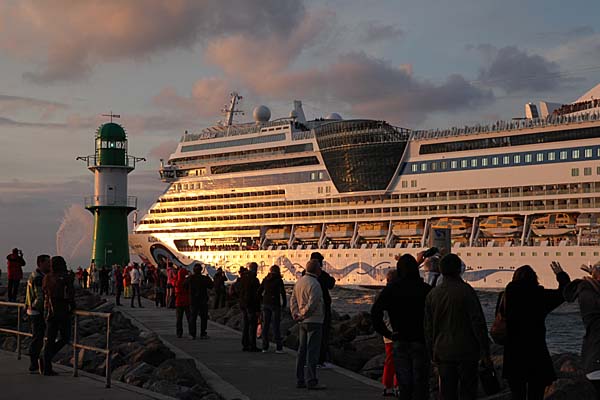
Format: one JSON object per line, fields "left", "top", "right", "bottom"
{"left": 422, "top": 247, "right": 439, "bottom": 259}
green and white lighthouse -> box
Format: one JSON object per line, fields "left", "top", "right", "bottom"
{"left": 78, "top": 116, "right": 145, "bottom": 268}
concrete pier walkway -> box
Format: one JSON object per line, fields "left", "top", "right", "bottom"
{"left": 117, "top": 297, "right": 382, "bottom": 400}
{"left": 0, "top": 350, "right": 173, "bottom": 400}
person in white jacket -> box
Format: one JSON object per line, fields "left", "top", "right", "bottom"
{"left": 290, "top": 259, "right": 325, "bottom": 390}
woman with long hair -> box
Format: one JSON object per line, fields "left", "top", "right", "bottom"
{"left": 501, "top": 262, "right": 570, "bottom": 400}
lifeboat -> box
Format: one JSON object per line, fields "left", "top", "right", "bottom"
{"left": 294, "top": 225, "right": 322, "bottom": 240}
{"left": 430, "top": 218, "right": 472, "bottom": 237}
{"left": 358, "top": 222, "right": 388, "bottom": 238}
{"left": 479, "top": 216, "right": 523, "bottom": 237}
{"left": 325, "top": 223, "right": 354, "bottom": 239}
{"left": 392, "top": 220, "right": 424, "bottom": 237}
{"left": 265, "top": 226, "right": 291, "bottom": 241}
{"left": 531, "top": 213, "right": 577, "bottom": 236}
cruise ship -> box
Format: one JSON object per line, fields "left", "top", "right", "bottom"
{"left": 130, "top": 86, "right": 600, "bottom": 289}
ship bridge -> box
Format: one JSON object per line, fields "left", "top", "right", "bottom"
{"left": 313, "top": 119, "right": 410, "bottom": 193}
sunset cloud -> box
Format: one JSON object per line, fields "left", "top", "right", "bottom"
{"left": 0, "top": 0, "right": 305, "bottom": 83}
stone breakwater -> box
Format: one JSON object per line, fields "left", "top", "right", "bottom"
{"left": 208, "top": 299, "right": 596, "bottom": 400}
{"left": 0, "top": 288, "right": 220, "bottom": 400}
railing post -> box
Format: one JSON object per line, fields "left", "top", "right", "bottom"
{"left": 105, "top": 314, "right": 111, "bottom": 388}
{"left": 16, "top": 306, "right": 21, "bottom": 360}
{"left": 73, "top": 313, "right": 78, "bottom": 377}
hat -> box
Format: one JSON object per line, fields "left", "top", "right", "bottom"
{"left": 310, "top": 252, "right": 324, "bottom": 262}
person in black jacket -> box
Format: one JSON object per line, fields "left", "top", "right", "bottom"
{"left": 239, "top": 262, "right": 261, "bottom": 351}
{"left": 188, "top": 263, "right": 214, "bottom": 339}
{"left": 258, "top": 264, "right": 286, "bottom": 353}
{"left": 564, "top": 263, "right": 600, "bottom": 398}
{"left": 501, "top": 262, "right": 570, "bottom": 400}
{"left": 310, "top": 252, "right": 336, "bottom": 367}
{"left": 372, "top": 254, "right": 432, "bottom": 400}
{"left": 213, "top": 267, "right": 227, "bottom": 309}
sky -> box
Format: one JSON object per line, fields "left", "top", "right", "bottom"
{"left": 1, "top": 0, "right": 599, "bottom": 270}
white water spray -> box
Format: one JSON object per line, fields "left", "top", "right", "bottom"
{"left": 55, "top": 204, "right": 93, "bottom": 266}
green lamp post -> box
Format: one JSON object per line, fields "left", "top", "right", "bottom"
{"left": 77, "top": 116, "right": 145, "bottom": 268}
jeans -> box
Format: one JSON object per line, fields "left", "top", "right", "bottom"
{"left": 393, "top": 341, "right": 429, "bottom": 400}
{"left": 296, "top": 322, "right": 323, "bottom": 387}
{"left": 176, "top": 306, "right": 191, "bottom": 337}
{"left": 437, "top": 360, "right": 479, "bottom": 400}
{"left": 43, "top": 316, "right": 71, "bottom": 372}
{"left": 214, "top": 288, "right": 226, "bottom": 309}
{"left": 241, "top": 307, "right": 258, "bottom": 350}
{"left": 507, "top": 378, "right": 546, "bottom": 400}
{"left": 130, "top": 283, "right": 142, "bottom": 307}
{"left": 261, "top": 305, "right": 282, "bottom": 351}
{"left": 29, "top": 314, "right": 46, "bottom": 369}
{"left": 7, "top": 279, "right": 20, "bottom": 302}
{"left": 155, "top": 288, "right": 165, "bottom": 307}
{"left": 190, "top": 302, "right": 209, "bottom": 338}
{"left": 319, "top": 307, "right": 332, "bottom": 364}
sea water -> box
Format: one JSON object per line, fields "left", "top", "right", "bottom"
{"left": 330, "top": 287, "right": 584, "bottom": 354}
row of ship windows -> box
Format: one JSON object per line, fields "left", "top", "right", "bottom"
{"left": 160, "top": 189, "right": 285, "bottom": 202}
{"left": 409, "top": 146, "right": 600, "bottom": 173}
{"left": 141, "top": 197, "right": 600, "bottom": 224}
{"left": 460, "top": 251, "right": 600, "bottom": 258}
{"left": 572, "top": 167, "right": 600, "bottom": 176}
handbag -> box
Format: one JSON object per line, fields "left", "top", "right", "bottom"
{"left": 490, "top": 292, "right": 506, "bottom": 345}
{"left": 479, "top": 362, "right": 501, "bottom": 395}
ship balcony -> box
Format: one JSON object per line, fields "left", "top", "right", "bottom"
{"left": 85, "top": 195, "right": 137, "bottom": 209}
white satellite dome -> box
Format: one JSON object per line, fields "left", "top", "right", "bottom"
{"left": 326, "top": 112, "right": 343, "bottom": 120}
{"left": 253, "top": 105, "right": 271, "bottom": 122}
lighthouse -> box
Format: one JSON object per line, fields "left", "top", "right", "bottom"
{"left": 78, "top": 116, "right": 145, "bottom": 268}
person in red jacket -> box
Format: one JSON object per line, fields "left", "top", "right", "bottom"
{"left": 7, "top": 248, "right": 26, "bottom": 302}
{"left": 174, "top": 266, "right": 191, "bottom": 338}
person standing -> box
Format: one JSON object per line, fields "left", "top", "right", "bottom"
{"left": 99, "top": 266, "right": 110, "bottom": 295}
{"left": 41, "top": 256, "right": 76, "bottom": 376}
{"left": 167, "top": 262, "right": 177, "bottom": 308}
{"left": 309, "top": 252, "right": 336, "bottom": 368}
{"left": 82, "top": 268, "right": 88, "bottom": 289}
{"left": 92, "top": 264, "right": 100, "bottom": 294}
{"left": 130, "top": 264, "right": 143, "bottom": 308}
{"left": 174, "top": 266, "right": 191, "bottom": 338}
{"left": 213, "top": 267, "right": 227, "bottom": 309}
{"left": 25, "top": 254, "right": 51, "bottom": 373}
{"left": 75, "top": 267, "right": 84, "bottom": 288}
{"left": 258, "top": 264, "right": 287, "bottom": 353}
{"left": 501, "top": 262, "right": 570, "bottom": 400}
{"left": 154, "top": 267, "right": 167, "bottom": 307}
{"left": 239, "top": 262, "right": 261, "bottom": 352}
{"left": 565, "top": 263, "right": 600, "bottom": 398}
{"left": 424, "top": 254, "right": 491, "bottom": 400}
{"left": 188, "top": 263, "right": 214, "bottom": 339}
{"left": 290, "top": 259, "right": 325, "bottom": 390}
{"left": 114, "top": 265, "right": 124, "bottom": 306}
{"left": 372, "top": 256, "right": 432, "bottom": 399}
{"left": 123, "top": 264, "right": 132, "bottom": 298}
{"left": 6, "top": 248, "right": 26, "bottom": 302}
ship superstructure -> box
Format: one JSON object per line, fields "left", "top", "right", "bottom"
{"left": 130, "top": 87, "right": 600, "bottom": 288}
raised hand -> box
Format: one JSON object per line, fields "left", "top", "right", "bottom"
{"left": 550, "top": 261, "right": 564, "bottom": 275}
{"left": 580, "top": 264, "right": 593, "bottom": 275}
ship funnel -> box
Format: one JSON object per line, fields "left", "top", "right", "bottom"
{"left": 293, "top": 100, "right": 306, "bottom": 123}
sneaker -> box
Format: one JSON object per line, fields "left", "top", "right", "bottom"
{"left": 383, "top": 388, "right": 395, "bottom": 397}
{"left": 307, "top": 384, "right": 327, "bottom": 390}
{"left": 262, "top": 349, "right": 268, "bottom": 353}
{"left": 275, "top": 349, "right": 285, "bottom": 354}
{"left": 318, "top": 362, "right": 334, "bottom": 369}
{"left": 296, "top": 382, "right": 307, "bottom": 389}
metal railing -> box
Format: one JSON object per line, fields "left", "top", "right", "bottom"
{"left": 0, "top": 301, "right": 112, "bottom": 388}
{"left": 84, "top": 195, "right": 137, "bottom": 209}
{"left": 73, "top": 310, "right": 112, "bottom": 388}
{"left": 0, "top": 301, "right": 32, "bottom": 360}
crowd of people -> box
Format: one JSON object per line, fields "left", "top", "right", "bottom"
{"left": 3, "top": 247, "right": 599, "bottom": 399}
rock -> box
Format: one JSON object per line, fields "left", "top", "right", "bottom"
{"left": 283, "top": 324, "right": 299, "bottom": 350}
{"left": 329, "top": 346, "right": 369, "bottom": 372}
{"left": 75, "top": 348, "right": 104, "bottom": 370}
{"left": 360, "top": 353, "right": 386, "bottom": 379}
{"left": 225, "top": 312, "right": 243, "bottom": 330}
{"left": 77, "top": 318, "right": 105, "bottom": 337}
{"left": 352, "top": 334, "right": 384, "bottom": 360}
{"left": 116, "top": 341, "right": 144, "bottom": 358}
{"left": 129, "top": 343, "right": 175, "bottom": 367}
{"left": 545, "top": 378, "right": 597, "bottom": 400}
{"left": 111, "top": 364, "right": 131, "bottom": 382}
{"left": 95, "top": 352, "right": 125, "bottom": 376}
{"left": 80, "top": 332, "right": 106, "bottom": 349}
{"left": 123, "top": 362, "right": 155, "bottom": 386}
{"left": 143, "top": 380, "right": 191, "bottom": 398}
{"left": 1, "top": 336, "right": 16, "bottom": 351}
{"left": 110, "top": 328, "right": 138, "bottom": 345}
{"left": 153, "top": 358, "right": 207, "bottom": 388}
{"left": 110, "top": 312, "right": 138, "bottom": 332}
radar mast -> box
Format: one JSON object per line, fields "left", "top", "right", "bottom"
{"left": 221, "top": 92, "right": 244, "bottom": 126}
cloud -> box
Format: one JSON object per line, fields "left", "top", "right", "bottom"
{"left": 0, "top": 94, "right": 68, "bottom": 118}
{"left": 476, "top": 45, "right": 573, "bottom": 93}
{"left": 0, "top": 116, "right": 66, "bottom": 128}
{"left": 361, "top": 22, "right": 404, "bottom": 43}
{"left": 148, "top": 139, "right": 179, "bottom": 161}
{"left": 0, "top": 0, "right": 305, "bottom": 84}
